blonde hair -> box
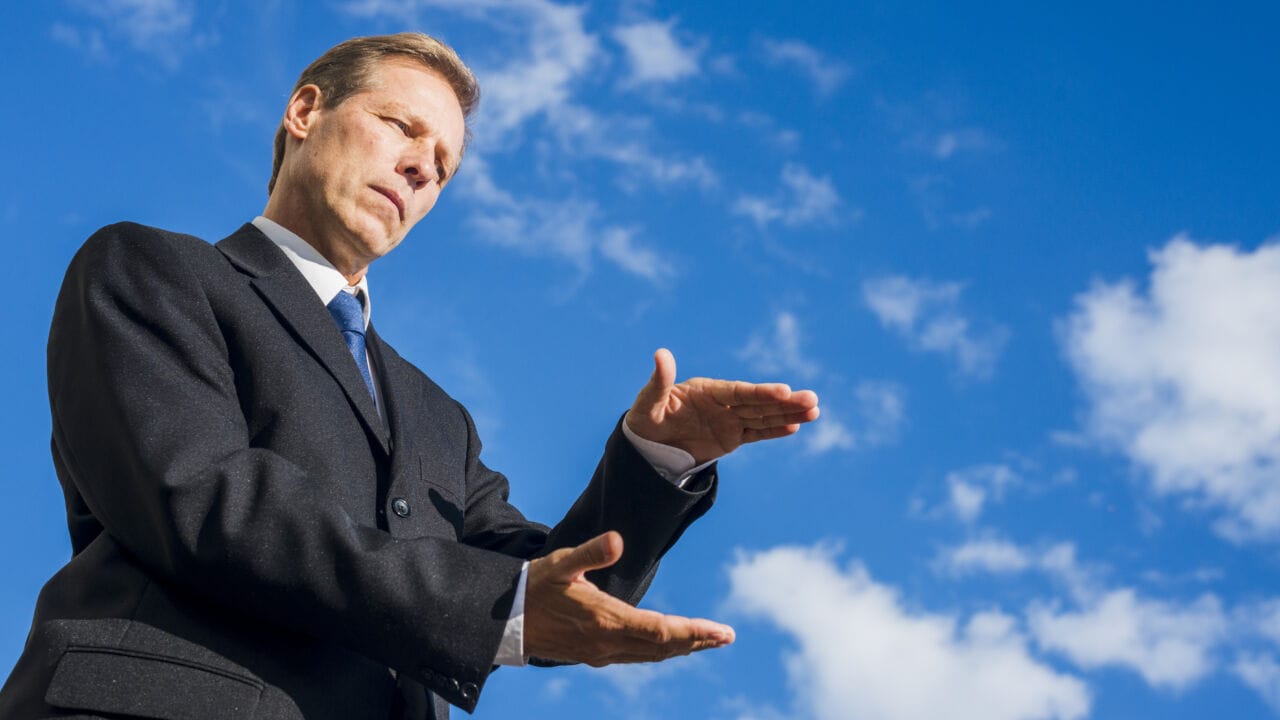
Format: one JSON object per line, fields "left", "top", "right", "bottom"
{"left": 268, "top": 32, "right": 479, "bottom": 195}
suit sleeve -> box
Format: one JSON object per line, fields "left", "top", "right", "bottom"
{"left": 48, "top": 225, "right": 520, "bottom": 711}
{"left": 455, "top": 403, "right": 717, "bottom": 600}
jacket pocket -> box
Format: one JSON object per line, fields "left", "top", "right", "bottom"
{"left": 46, "top": 645, "right": 263, "bottom": 720}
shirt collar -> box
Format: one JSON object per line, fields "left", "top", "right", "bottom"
{"left": 252, "top": 215, "right": 371, "bottom": 329}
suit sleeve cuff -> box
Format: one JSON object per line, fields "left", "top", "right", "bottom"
{"left": 621, "top": 418, "right": 715, "bottom": 488}
{"left": 493, "top": 561, "right": 529, "bottom": 666}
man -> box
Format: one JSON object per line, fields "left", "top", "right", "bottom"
{"left": 0, "top": 33, "right": 818, "bottom": 719}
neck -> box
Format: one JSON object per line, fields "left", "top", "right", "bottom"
{"left": 262, "top": 193, "right": 368, "bottom": 285}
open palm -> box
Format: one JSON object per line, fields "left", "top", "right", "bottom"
{"left": 625, "top": 349, "right": 820, "bottom": 465}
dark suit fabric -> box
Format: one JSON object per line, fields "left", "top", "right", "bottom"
{"left": 0, "top": 223, "right": 715, "bottom": 719}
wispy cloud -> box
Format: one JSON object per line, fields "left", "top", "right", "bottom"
{"left": 936, "top": 537, "right": 1033, "bottom": 575}
{"left": 945, "top": 464, "right": 1019, "bottom": 523}
{"left": 739, "top": 313, "right": 905, "bottom": 455}
{"left": 761, "top": 38, "right": 850, "bottom": 97}
{"left": 863, "top": 275, "right": 1008, "bottom": 379}
{"left": 1063, "top": 234, "right": 1280, "bottom": 541}
{"left": 456, "top": 154, "right": 674, "bottom": 284}
{"left": 798, "top": 383, "right": 905, "bottom": 456}
{"left": 727, "top": 544, "right": 1091, "bottom": 720}
{"left": 929, "top": 127, "right": 996, "bottom": 160}
{"left": 612, "top": 20, "right": 702, "bottom": 85}
{"left": 60, "top": 0, "right": 200, "bottom": 69}
{"left": 733, "top": 164, "right": 842, "bottom": 230}
{"left": 1234, "top": 654, "right": 1280, "bottom": 713}
{"left": 738, "top": 311, "right": 821, "bottom": 380}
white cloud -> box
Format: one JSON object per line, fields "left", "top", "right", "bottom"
{"left": 739, "top": 314, "right": 905, "bottom": 455}
{"left": 1234, "top": 654, "right": 1280, "bottom": 713}
{"left": 762, "top": 38, "right": 850, "bottom": 96}
{"left": 938, "top": 538, "right": 1033, "bottom": 575}
{"left": 863, "top": 275, "right": 1008, "bottom": 379}
{"left": 472, "top": 1, "right": 600, "bottom": 135}
{"left": 457, "top": 154, "right": 673, "bottom": 283}
{"left": 1253, "top": 599, "right": 1280, "bottom": 648}
{"left": 945, "top": 464, "right": 1019, "bottom": 523}
{"left": 593, "top": 141, "right": 719, "bottom": 192}
{"left": 852, "top": 380, "right": 906, "bottom": 446}
{"left": 940, "top": 537, "right": 1276, "bottom": 698}
{"left": 598, "top": 227, "right": 673, "bottom": 282}
{"left": 1029, "top": 590, "right": 1228, "bottom": 690}
{"left": 1063, "top": 235, "right": 1280, "bottom": 541}
{"left": 804, "top": 411, "right": 857, "bottom": 454}
{"left": 938, "top": 537, "right": 1235, "bottom": 694}
{"left": 733, "top": 164, "right": 842, "bottom": 230}
{"left": 612, "top": 20, "right": 701, "bottom": 85}
{"left": 928, "top": 127, "right": 995, "bottom": 160}
{"left": 727, "top": 544, "right": 1090, "bottom": 720}
{"left": 63, "top": 0, "right": 198, "bottom": 69}
{"left": 738, "top": 311, "right": 821, "bottom": 380}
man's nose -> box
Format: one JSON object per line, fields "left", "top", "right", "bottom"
{"left": 398, "top": 148, "right": 438, "bottom": 190}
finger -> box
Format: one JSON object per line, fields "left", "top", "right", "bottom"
{"left": 714, "top": 381, "right": 789, "bottom": 406}
{"left": 554, "top": 531, "right": 624, "bottom": 578}
{"left": 735, "top": 406, "right": 823, "bottom": 429}
{"left": 741, "top": 425, "right": 804, "bottom": 444}
{"left": 595, "top": 635, "right": 732, "bottom": 665}
{"left": 639, "top": 615, "right": 735, "bottom": 646}
{"left": 730, "top": 398, "right": 822, "bottom": 420}
{"left": 630, "top": 349, "right": 677, "bottom": 421}
{"left": 612, "top": 604, "right": 734, "bottom": 643}
{"left": 653, "top": 348, "right": 676, "bottom": 389}
{"left": 703, "top": 380, "right": 819, "bottom": 407}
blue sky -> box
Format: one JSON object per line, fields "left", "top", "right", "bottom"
{"left": 3, "top": 1, "right": 1280, "bottom": 718}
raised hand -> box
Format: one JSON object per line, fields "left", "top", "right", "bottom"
{"left": 523, "top": 531, "right": 735, "bottom": 666}
{"left": 625, "top": 348, "right": 820, "bottom": 465}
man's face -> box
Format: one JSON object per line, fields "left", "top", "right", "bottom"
{"left": 279, "top": 57, "right": 466, "bottom": 278}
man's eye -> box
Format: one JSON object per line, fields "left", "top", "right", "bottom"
{"left": 386, "top": 118, "right": 410, "bottom": 135}
{"left": 436, "top": 163, "right": 447, "bottom": 181}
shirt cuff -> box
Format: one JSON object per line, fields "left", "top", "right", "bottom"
{"left": 493, "top": 561, "right": 529, "bottom": 667}
{"left": 622, "top": 417, "right": 715, "bottom": 489}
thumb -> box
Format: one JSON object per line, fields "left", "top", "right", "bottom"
{"left": 555, "top": 531, "right": 624, "bottom": 579}
{"left": 635, "top": 348, "right": 676, "bottom": 408}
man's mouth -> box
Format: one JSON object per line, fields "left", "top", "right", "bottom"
{"left": 372, "top": 186, "right": 405, "bottom": 221}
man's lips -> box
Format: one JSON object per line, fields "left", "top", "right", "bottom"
{"left": 372, "top": 186, "right": 405, "bottom": 221}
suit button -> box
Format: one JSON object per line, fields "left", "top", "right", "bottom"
{"left": 392, "top": 497, "right": 411, "bottom": 517}
{"left": 460, "top": 682, "right": 478, "bottom": 701}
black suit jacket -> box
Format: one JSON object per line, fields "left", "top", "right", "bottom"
{"left": 0, "top": 223, "right": 715, "bottom": 719}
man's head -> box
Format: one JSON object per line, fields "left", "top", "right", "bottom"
{"left": 268, "top": 33, "right": 478, "bottom": 196}
{"left": 264, "top": 33, "right": 478, "bottom": 282}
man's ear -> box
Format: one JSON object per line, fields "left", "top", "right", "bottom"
{"left": 282, "top": 84, "right": 323, "bottom": 141}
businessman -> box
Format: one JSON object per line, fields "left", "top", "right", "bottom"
{"left": 0, "top": 32, "right": 819, "bottom": 719}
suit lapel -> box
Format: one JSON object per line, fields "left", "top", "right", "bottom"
{"left": 216, "top": 224, "right": 390, "bottom": 455}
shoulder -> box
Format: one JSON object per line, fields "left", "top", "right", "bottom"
{"left": 61, "top": 222, "right": 236, "bottom": 311}
{"left": 77, "top": 222, "right": 217, "bottom": 264}
{"left": 70, "top": 222, "right": 232, "bottom": 282}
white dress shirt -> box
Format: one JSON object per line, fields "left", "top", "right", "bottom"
{"left": 251, "top": 216, "right": 710, "bottom": 666}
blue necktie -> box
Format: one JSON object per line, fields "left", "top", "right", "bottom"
{"left": 327, "top": 290, "right": 377, "bottom": 406}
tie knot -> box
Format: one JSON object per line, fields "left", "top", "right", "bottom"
{"left": 327, "top": 290, "right": 365, "bottom": 336}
